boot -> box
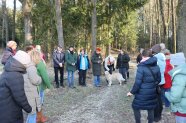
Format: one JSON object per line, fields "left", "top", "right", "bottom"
{"left": 37, "top": 110, "right": 48, "bottom": 123}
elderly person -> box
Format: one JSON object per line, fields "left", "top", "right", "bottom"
{"left": 0, "top": 50, "right": 32, "bottom": 123}
{"left": 1, "top": 40, "right": 17, "bottom": 65}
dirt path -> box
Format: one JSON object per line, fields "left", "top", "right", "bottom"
{"left": 44, "top": 61, "right": 175, "bottom": 123}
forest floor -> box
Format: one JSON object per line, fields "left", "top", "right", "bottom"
{"left": 0, "top": 52, "right": 175, "bottom": 123}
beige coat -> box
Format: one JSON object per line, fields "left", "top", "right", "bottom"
{"left": 23, "top": 62, "right": 42, "bottom": 114}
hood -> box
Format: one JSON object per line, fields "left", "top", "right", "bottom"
{"left": 138, "top": 57, "right": 157, "bottom": 67}
{"left": 154, "top": 53, "right": 165, "bottom": 62}
{"left": 169, "top": 63, "right": 186, "bottom": 79}
{"left": 13, "top": 50, "right": 31, "bottom": 66}
{"left": 4, "top": 57, "right": 26, "bottom": 73}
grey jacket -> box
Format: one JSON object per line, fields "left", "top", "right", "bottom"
{"left": 23, "top": 62, "right": 42, "bottom": 114}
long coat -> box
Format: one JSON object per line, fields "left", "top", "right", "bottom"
{"left": 130, "top": 57, "right": 161, "bottom": 110}
{"left": 65, "top": 50, "right": 78, "bottom": 72}
{"left": 0, "top": 58, "right": 32, "bottom": 123}
{"left": 91, "top": 51, "right": 103, "bottom": 76}
{"left": 165, "top": 64, "right": 186, "bottom": 114}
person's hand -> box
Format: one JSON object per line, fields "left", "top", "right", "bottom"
{"left": 72, "top": 63, "right": 75, "bottom": 66}
{"left": 59, "top": 63, "right": 63, "bottom": 67}
{"left": 127, "top": 92, "right": 133, "bottom": 97}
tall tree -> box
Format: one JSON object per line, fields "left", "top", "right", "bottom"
{"left": 55, "top": 0, "right": 64, "bottom": 49}
{"left": 91, "top": 0, "right": 97, "bottom": 52}
{"left": 23, "top": 0, "right": 33, "bottom": 45}
{"left": 177, "top": 0, "right": 186, "bottom": 54}
{"left": 159, "top": 0, "right": 166, "bottom": 43}
{"left": 12, "top": 0, "right": 16, "bottom": 40}
{"left": 171, "top": 0, "right": 176, "bottom": 53}
{"left": 2, "top": 0, "right": 9, "bottom": 44}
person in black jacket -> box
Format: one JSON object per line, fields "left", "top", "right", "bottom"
{"left": 77, "top": 49, "right": 90, "bottom": 86}
{"left": 0, "top": 50, "right": 32, "bottom": 123}
{"left": 53, "top": 46, "right": 65, "bottom": 88}
{"left": 116, "top": 50, "right": 130, "bottom": 82}
{"left": 127, "top": 49, "right": 161, "bottom": 123}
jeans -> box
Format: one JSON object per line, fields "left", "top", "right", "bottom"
{"left": 79, "top": 70, "right": 87, "bottom": 86}
{"left": 133, "top": 109, "right": 154, "bottom": 123}
{"left": 26, "top": 113, "right": 37, "bottom": 123}
{"left": 54, "top": 67, "right": 64, "bottom": 86}
{"left": 119, "top": 67, "right": 127, "bottom": 80}
{"left": 176, "top": 116, "right": 186, "bottom": 123}
{"left": 67, "top": 71, "right": 74, "bottom": 88}
{"left": 94, "top": 76, "right": 100, "bottom": 86}
{"left": 161, "top": 88, "right": 170, "bottom": 107}
{"left": 40, "top": 89, "right": 45, "bottom": 105}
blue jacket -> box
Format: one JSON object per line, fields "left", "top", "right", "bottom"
{"left": 131, "top": 57, "right": 161, "bottom": 110}
{"left": 77, "top": 54, "right": 90, "bottom": 70}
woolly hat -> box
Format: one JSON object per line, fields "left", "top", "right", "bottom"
{"left": 96, "top": 47, "right": 101, "bottom": 52}
{"left": 7, "top": 41, "right": 17, "bottom": 48}
{"left": 160, "top": 43, "right": 166, "bottom": 50}
{"left": 151, "top": 44, "right": 161, "bottom": 53}
{"left": 13, "top": 50, "right": 31, "bottom": 66}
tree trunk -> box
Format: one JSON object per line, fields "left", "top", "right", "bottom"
{"left": 2, "top": 0, "right": 9, "bottom": 43}
{"left": 23, "top": 0, "right": 33, "bottom": 45}
{"left": 91, "top": 0, "right": 97, "bottom": 52}
{"left": 55, "top": 0, "right": 64, "bottom": 49}
{"left": 2, "top": 0, "right": 5, "bottom": 47}
{"left": 171, "top": 0, "right": 176, "bottom": 53}
{"left": 12, "top": 0, "right": 16, "bottom": 40}
{"left": 159, "top": 0, "right": 166, "bottom": 43}
{"left": 177, "top": 0, "right": 186, "bottom": 54}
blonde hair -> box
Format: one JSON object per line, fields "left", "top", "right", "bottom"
{"left": 30, "top": 50, "right": 41, "bottom": 65}
{"left": 7, "top": 40, "right": 17, "bottom": 48}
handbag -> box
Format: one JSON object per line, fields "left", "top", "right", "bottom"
{"left": 146, "top": 66, "right": 161, "bottom": 95}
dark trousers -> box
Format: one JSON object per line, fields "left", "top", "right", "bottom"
{"left": 54, "top": 67, "right": 64, "bottom": 86}
{"left": 119, "top": 67, "right": 127, "bottom": 79}
{"left": 133, "top": 109, "right": 154, "bottom": 123}
{"left": 79, "top": 69, "right": 87, "bottom": 86}
{"left": 104, "top": 65, "right": 113, "bottom": 74}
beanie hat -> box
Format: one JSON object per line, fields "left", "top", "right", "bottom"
{"left": 160, "top": 43, "right": 166, "bottom": 50}
{"left": 13, "top": 50, "right": 31, "bottom": 66}
{"left": 7, "top": 41, "right": 17, "bottom": 48}
{"left": 151, "top": 44, "right": 161, "bottom": 54}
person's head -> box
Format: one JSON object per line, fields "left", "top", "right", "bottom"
{"left": 13, "top": 50, "right": 31, "bottom": 67}
{"left": 160, "top": 43, "right": 166, "bottom": 50}
{"left": 163, "top": 49, "right": 171, "bottom": 59}
{"left": 120, "top": 49, "right": 125, "bottom": 54}
{"left": 142, "top": 49, "right": 151, "bottom": 58}
{"left": 57, "top": 45, "right": 63, "bottom": 52}
{"left": 151, "top": 44, "right": 161, "bottom": 54}
{"left": 69, "top": 46, "right": 74, "bottom": 51}
{"left": 29, "top": 50, "right": 41, "bottom": 65}
{"left": 7, "top": 40, "right": 17, "bottom": 50}
{"left": 109, "top": 56, "right": 115, "bottom": 64}
{"left": 140, "top": 48, "right": 144, "bottom": 54}
{"left": 25, "top": 45, "right": 34, "bottom": 53}
{"left": 35, "top": 45, "right": 41, "bottom": 52}
{"left": 80, "top": 49, "right": 85, "bottom": 55}
{"left": 96, "top": 47, "right": 101, "bottom": 54}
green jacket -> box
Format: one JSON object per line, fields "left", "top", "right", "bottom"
{"left": 37, "top": 61, "right": 51, "bottom": 90}
{"left": 91, "top": 51, "right": 102, "bottom": 76}
{"left": 165, "top": 64, "right": 186, "bottom": 114}
{"left": 65, "top": 50, "right": 77, "bottom": 72}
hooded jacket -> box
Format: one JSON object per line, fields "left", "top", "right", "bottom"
{"left": 1, "top": 47, "right": 15, "bottom": 65}
{"left": 165, "top": 64, "right": 186, "bottom": 114}
{"left": 0, "top": 58, "right": 32, "bottom": 123}
{"left": 131, "top": 57, "right": 161, "bottom": 110}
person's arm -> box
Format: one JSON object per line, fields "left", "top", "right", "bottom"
{"left": 6, "top": 75, "right": 32, "bottom": 113}
{"left": 104, "top": 57, "right": 110, "bottom": 71}
{"left": 65, "top": 51, "right": 72, "bottom": 65}
{"left": 130, "top": 67, "right": 143, "bottom": 94}
{"left": 37, "top": 62, "right": 51, "bottom": 89}
{"left": 27, "top": 65, "right": 42, "bottom": 86}
{"left": 165, "top": 74, "right": 186, "bottom": 103}
{"left": 53, "top": 52, "right": 60, "bottom": 65}
{"left": 91, "top": 54, "right": 98, "bottom": 64}
{"left": 87, "top": 56, "right": 91, "bottom": 69}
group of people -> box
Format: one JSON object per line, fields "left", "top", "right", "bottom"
{"left": 53, "top": 46, "right": 131, "bottom": 88}
{"left": 0, "top": 41, "right": 51, "bottom": 123}
{"left": 129, "top": 43, "right": 186, "bottom": 123}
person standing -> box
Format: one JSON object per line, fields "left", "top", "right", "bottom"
{"left": 1, "top": 40, "right": 17, "bottom": 65}
{"left": 127, "top": 49, "right": 161, "bottom": 123}
{"left": 65, "top": 46, "right": 77, "bottom": 88}
{"left": 0, "top": 50, "right": 32, "bottom": 123}
{"left": 165, "top": 64, "right": 186, "bottom": 123}
{"left": 91, "top": 47, "right": 103, "bottom": 87}
{"left": 116, "top": 50, "right": 130, "bottom": 82}
{"left": 53, "top": 46, "right": 65, "bottom": 88}
{"left": 77, "top": 49, "right": 90, "bottom": 86}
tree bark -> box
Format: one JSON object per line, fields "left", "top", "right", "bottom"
{"left": 159, "top": 0, "right": 166, "bottom": 43}
{"left": 91, "top": 0, "right": 97, "bottom": 52}
{"left": 177, "top": 0, "right": 186, "bottom": 54}
{"left": 12, "top": 0, "right": 16, "bottom": 40}
{"left": 55, "top": 0, "right": 64, "bottom": 49}
{"left": 2, "top": 0, "right": 9, "bottom": 43}
{"left": 171, "top": 0, "right": 176, "bottom": 53}
{"left": 23, "top": 0, "right": 33, "bottom": 45}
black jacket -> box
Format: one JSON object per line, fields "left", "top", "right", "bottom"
{"left": 131, "top": 57, "right": 161, "bottom": 110}
{"left": 53, "top": 50, "right": 65, "bottom": 67}
{"left": 136, "top": 53, "right": 142, "bottom": 64}
{"left": 1, "top": 47, "right": 14, "bottom": 65}
{"left": 0, "top": 58, "right": 32, "bottom": 123}
{"left": 116, "top": 53, "right": 130, "bottom": 69}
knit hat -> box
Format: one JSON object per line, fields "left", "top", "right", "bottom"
{"left": 151, "top": 44, "right": 161, "bottom": 53}
{"left": 13, "top": 50, "right": 31, "bottom": 66}
{"left": 160, "top": 43, "right": 166, "bottom": 50}
{"left": 96, "top": 47, "right": 101, "bottom": 52}
{"left": 7, "top": 41, "right": 17, "bottom": 48}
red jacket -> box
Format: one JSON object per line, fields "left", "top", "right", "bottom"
{"left": 163, "top": 59, "right": 173, "bottom": 89}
